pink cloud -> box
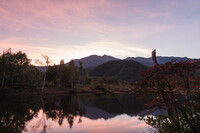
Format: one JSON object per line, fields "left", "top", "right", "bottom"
{"left": 1, "top": 0, "right": 196, "bottom": 61}
{"left": 0, "top": 0, "right": 111, "bottom": 31}
{"left": 0, "top": 0, "right": 173, "bottom": 34}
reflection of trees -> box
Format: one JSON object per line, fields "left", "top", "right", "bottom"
{"left": 31, "top": 96, "right": 87, "bottom": 130}
{"left": 0, "top": 95, "right": 87, "bottom": 132}
{"left": 31, "top": 98, "right": 48, "bottom": 133}
{"left": 0, "top": 96, "right": 41, "bottom": 133}
{"left": 0, "top": 94, "right": 146, "bottom": 132}
{"left": 43, "top": 96, "right": 86, "bottom": 129}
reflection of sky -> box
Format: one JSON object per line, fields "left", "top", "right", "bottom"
{"left": 1, "top": 0, "right": 200, "bottom": 64}
{"left": 23, "top": 110, "right": 150, "bottom": 133}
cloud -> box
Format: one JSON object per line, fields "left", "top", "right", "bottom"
{"left": 0, "top": 39, "right": 152, "bottom": 65}
{"left": 75, "top": 41, "right": 152, "bottom": 58}
{"left": 0, "top": 0, "right": 174, "bottom": 36}
{"left": 0, "top": 0, "right": 199, "bottom": 60}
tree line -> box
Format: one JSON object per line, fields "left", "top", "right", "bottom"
{"left": 0, "top": 49, "right": 87, "bottom": 89}
{"left": 45, "top": 59, "right": 87, "bottom": 88}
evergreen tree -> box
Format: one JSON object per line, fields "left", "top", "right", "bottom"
{"left": 0, "top": 49, "right": 41, "bottom": 88}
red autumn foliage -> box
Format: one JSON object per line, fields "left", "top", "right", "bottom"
{"left": 135, "top": 59, "right": 200, "bottom": 132}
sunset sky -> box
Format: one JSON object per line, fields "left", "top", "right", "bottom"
{"left": 0, "top": 0, "right": 200, "bottom": 64}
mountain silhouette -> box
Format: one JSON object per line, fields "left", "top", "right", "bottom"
{"left": 66, "top": 54, "right": 119, "bottom": 68}
{"left": 126, "top": 56, "right": 189, "bottom": 66}
{"left": 89, "top": 60, "right": 148, "bottom": 82}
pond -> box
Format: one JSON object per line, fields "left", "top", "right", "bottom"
{"left": 0, "top": 94, "right": 152, "bottom": 133}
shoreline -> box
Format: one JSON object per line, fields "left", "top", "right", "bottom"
{"left": 0, "top": 87, "right": 133, "bottom": 96}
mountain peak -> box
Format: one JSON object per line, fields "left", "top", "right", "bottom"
{"left": 66, "top": 54, "right": 119, "bottom": 68}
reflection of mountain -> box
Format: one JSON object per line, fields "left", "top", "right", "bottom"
{"left": 0, "top": 94, "right": 148, "bottom": 132}
{"left": 79, "top": 94, "right": 147, "bottom": 120}
{"left": 83, "top": 105, "right": 116, "bottom": 120}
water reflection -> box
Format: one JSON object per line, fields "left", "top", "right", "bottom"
{"left": 0, "top": 94, "right": 150, "bottom": 133}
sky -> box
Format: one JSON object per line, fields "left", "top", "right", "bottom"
{"left": 0, "top": 0, "right": 200, "bottom": 64}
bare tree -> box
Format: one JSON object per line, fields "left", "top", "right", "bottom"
{"left": 35, "top": 55, "right": 52, "bottom": 90}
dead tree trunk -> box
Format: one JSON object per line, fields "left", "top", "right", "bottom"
{"left": 152, "top": 49, "right": 158, "bottom": 66}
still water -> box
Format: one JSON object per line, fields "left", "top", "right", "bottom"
{"left": 0, "top": 94, "right": 151, "bottom": 133}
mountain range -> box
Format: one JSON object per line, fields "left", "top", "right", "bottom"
{"left": 68, "top": 54, "right": 190, "bottom": 68}
{"left": 37, "top": 54, "right": 193, "bottom": 81}
{"left": 65, "top": 54, "right": 192, "bottom": 81}
{"left": 126, "top": 56, "right": 189, "bottom": 66}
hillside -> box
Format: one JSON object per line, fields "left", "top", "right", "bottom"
{"left": 66, "top": 54, "right": 119, "bottom": 68}
{"left": 89, "top": 60, "right": 148, "bottom": 82}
